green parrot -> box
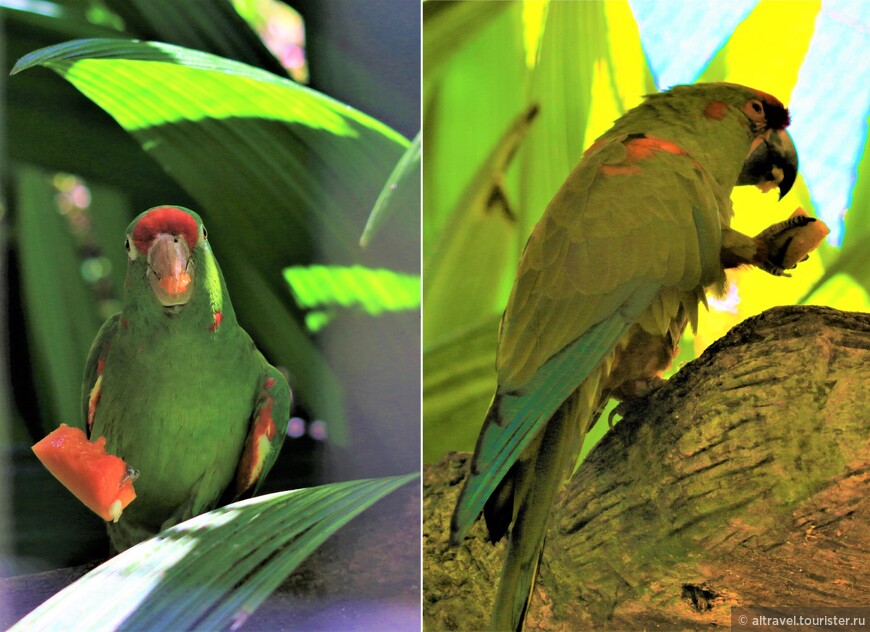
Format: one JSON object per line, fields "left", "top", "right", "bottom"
{"left": 82, "top": 205, "right": 291, "bottom": 551}
{"left": 450, "top": 83, "right": 804, "bottom": 630}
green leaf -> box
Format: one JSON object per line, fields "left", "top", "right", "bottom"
{"left": 220, "top": 252, "right": 349, "bottom": 445}
{"left": 361, "top": 131, "right": 421, "bottom": 248}
{"left": 11, "top": 473, "right": 418, "bottom": 631}
{"left": 12, "top": 37, "right": 410, "bottom": 431}
{"left": 0, "top": 2, "right": 124, "bottom": 39}
{"left": 423, "top": 105, "right": 538, "bottom": 347}
{"left": 102, "top": 0, "right": 288, "bottom": 76}
{"left": 12, "top": 38, "right": 408, "bottom": 264}
{"left": 516, "top": 1, "right": 609, "bottom": 239}
{"left": 14, "top": 165, "right": 104, "bottom": 431}
{"left": 284, "top": 265, "right": 421, "bottom": 332}
{"left": 423, "top": 315, "right": 499, "bottom": 463}
{"left": 423, "top": 0, "right": 513, "bottom": 85}
{"left": 423, "top": 2, "right": 526, "bottom": 248}
{"left": 800, "top": 127, "right": 870, "bottom": 303}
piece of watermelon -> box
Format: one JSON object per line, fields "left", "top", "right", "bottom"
{"left": 32, "top": 424, "right": 137, "bottom": 522}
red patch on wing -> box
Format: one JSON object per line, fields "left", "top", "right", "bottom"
{"left": 705, "top": 101, "right": 728, "bottom": 120}
{"left": 625, "top": 136, "right": 688, "bottom": 160}
{"left": 209, "top": 311, "right": 223, "bottom": 332}
{"left": 121, "top": 317, "right": 129, "bottom": 330}
{"left": 600, "top": 136, "right": 689, "bottom": 177}
{"left": 87, "top": 385, "right": 100, "bottom": 434}
{"left": 87, "top": 347, "right": 110, "bottom": 433}
{"left": 601, "top": 164, "right": 641, "bottom": 176}
{"left": 236, "top": 393, "right": 277, "bottom": 495}
{"left": 132, "top": 206, "right": 199, "bottom": 255}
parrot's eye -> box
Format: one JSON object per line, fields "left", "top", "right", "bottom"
{"left": 743, "top": 99, "right": 767, "bottom": 130}
{"left": 202, "top": 226, "right": 208, "bottom": 240}
{"left": 125, "top": 237, "right": 137, "bottom": 261}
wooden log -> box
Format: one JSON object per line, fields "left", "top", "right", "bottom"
{"left": 424, "top": 305, "right": 870, "bottom": 630}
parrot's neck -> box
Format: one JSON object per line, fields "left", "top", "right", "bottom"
{"left": 609, "top": 94, "right": 755, "bottom": 205}
{"left": 122, "top": 251, "right": 237, "bottom": 336}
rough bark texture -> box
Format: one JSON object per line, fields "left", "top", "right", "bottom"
{"left": 424, "top": 306, "right": 870, "bottom": 630}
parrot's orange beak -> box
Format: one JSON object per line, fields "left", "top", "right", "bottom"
{"left": 147, "top": 233, "right": 194, "bottom": 306}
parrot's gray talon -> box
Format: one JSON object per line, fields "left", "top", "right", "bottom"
{"left": 608, "top": 377, "right": 667, "bottom": 426}
{"left": 607, "top": 406, "right": 620, "bottom": 429}
{"left": 756, "top": 215, "right": 814, "bottom": 242}
{"left": 787, "top": 215, "right": 814, "bottom": 228}
{"left": 769, "top": 235, "right": 793, "bottom": 268}
{"left": 123, "top": 466, "right": 140, "bottom": 483}
{"left": 609, "top": 397, "right": 650, "bottom": 426}
{"left": 759, "top": 260, "right": 787, "bottom": 277}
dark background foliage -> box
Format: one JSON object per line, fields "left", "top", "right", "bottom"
{"left": 1, "top": 0, "right": 420, "bottom": 575}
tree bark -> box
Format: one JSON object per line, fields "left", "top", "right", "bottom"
{"left": 424, "top": 305, "right": 870, "bottom": 630}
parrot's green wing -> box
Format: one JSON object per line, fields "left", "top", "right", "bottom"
{"left": 234, "top": 361, "right": 291, "bottom": 497}
{"left": 452, "top": 136, "right": 724, "bottom": 541}
{"left": 81, "top": 313, "right": 121, "bottom": 437}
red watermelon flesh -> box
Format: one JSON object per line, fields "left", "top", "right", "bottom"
{"left": 32, "top": 424, "right": 137, "bottom": 522}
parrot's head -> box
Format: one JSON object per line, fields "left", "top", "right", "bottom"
{"left": 124, "top": 206, "right": 208, "bottom": 309}
{"left": 726, "top": 85, "right": 798, "bottom": 200}
{"left": 685, "top": 82, "right": 797, "bottom": 199}
{"left": 639, "top": 83, "right": 798, "bottom": 200}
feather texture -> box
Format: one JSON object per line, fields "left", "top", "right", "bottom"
{"left": 450, "top": 83, "right": 796, "bottom": 631}
{"left": 83, "top": 206, "right": 290, "bottom": 551}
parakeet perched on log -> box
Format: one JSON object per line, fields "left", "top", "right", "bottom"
{"left": 82, "top": 205, "right": 291, "bottom": 551}
{"left": 450, "top": 83, "right": 806, "bottom": 631}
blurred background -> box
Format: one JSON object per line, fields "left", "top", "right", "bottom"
{"left": 423, "top": 0, "right": 869, "bottom": 463}
{"left": 1, "top": 0, "right": 420, "bottom": 575}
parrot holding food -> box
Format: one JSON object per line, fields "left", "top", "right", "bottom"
{"left": 82, "top": 205, "right": 291, "bottom": 551}
{"left": 450, "top": 83, "right": 807, "bottom": 631}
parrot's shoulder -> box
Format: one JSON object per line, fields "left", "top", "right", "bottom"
{"left": 80, "top": 313, "right": 123, "bottom": 433}
{"left": 233, "top": 358, "right": 291, "bottom": 497}
{"left": 497, "top": 129, "right": 726, "bottom": 389}
{"left": 93, "top": 312, "right": 123, "bottom": 345}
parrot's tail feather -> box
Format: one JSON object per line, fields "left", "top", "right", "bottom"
{"left": 490, "top": 394, "right": 584, "bottom": 632}
{"left": 450, "top": 396, "right": 499, "bottom": 544}
{"left": 484, "top": 462, "right": 518, "bottom": 543}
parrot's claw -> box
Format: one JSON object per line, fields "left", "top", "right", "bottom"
{"left": 122, "top": 466, "right": 140, "bottom": 483}
{"left": 756, "top": 215, "right": 815, "bottom": 241}
{"left": 757, "top": 259, "right": 791, "bottom": 277}
{"left": 609, "top": 396, "right": 650, "bottom": 427}
{"left": 608, "top": 377, "right": 667, "bottom": 426}
{"left": 754, "top": 215, "right": 817, "bottom": 276}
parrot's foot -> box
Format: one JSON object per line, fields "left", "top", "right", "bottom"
{"left": 107, "top": 519, "right": 156, "bottom": 554}
{"left": 754, "top": 214, "right": 817, "bottom": 276}
{"left": 756, "top": 213, "right": 815, "bottom": 242}
{"left": 158, "top": 472, "right": 210, "bottom": 534}
{"left": 608, "top": 377, "right": 667, "bottom": 427}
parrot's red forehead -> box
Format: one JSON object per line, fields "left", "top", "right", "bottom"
{"left": 748, "top": 88, "right": 782, "bottom": 106}
{"left": 132, "top": 207, "right": 199, "bottom": 254}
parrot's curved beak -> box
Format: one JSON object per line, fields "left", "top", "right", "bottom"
{"left": 146, "top": 233, "right": 194, "bottom": 306}
{"left": 737, "top": 128, "right": 798, "bottom": 200}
